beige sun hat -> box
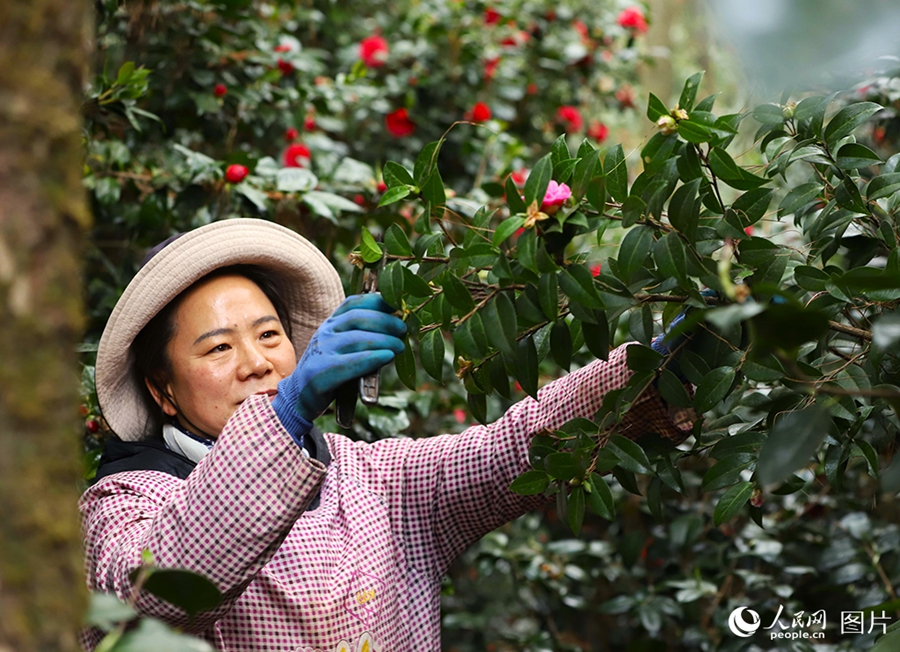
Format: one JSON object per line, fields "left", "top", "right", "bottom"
{"left": 96, "top": 218, "right": 345, "bottom": 441}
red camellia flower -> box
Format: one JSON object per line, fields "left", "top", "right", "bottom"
{"left": 359, "top": 35, "right": 389, "bottom": 68}
{"left": 526, "top": 82, "right": 538, "bottom": 95}
{"left": 588, "top": 120, "right": 609, "bottom": 142}
{"left": 283, "top": 143, "right": 311, "bottom": 168}
{"left": 213, "top": 83, "right": 228, "bottom": 97}
{"left": 467, "top": 102, "right": 492, "bottom": 122}
{"left": 453, "top": 408, "right": 467, "bottom": 424}
{"left": 225, "top": 164, "right": 249, "bottom": 184}
{"left": 484, "top": 7, "right": 501, "bottom": 25}
{"left": 86, "top": 419, "right": 100, "bottom": 434}
{"left": 510, "top": 168, "right": 528, "bottom": 186}
{"left": 353, "top": 194, "right": 366, "bottom": 206}
{"left": 385, "top": 108, "right": 415, "bottom": 137}
{"left": 617, "top": 6, "right": 648, "bottom": 33}
{"left": 273, "top": 44, "right": 292, "bottom": 53}
{"left": 573, "top": 19, "right": 590, "bottom": 41}
{"left": 304, "top": 116, "right": 317, "bottom": 131}
{"left": 377, "top": 180, "right": 388, "bottom": 193}
{"left": 556, "top": 105, "right": 583, "bottom": 132}
{"left": 590, "top": 263, "right": 602, "bottom": 277}
{"left": 277, "top": 58, "right": 294, "bottom": 75}
{"left": 616, "top": 85, "right": 636, "bottom": 109}
{"left": 284, "top": 127, "right": 299, "bottom": 142}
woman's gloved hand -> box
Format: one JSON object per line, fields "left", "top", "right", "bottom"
{"left": 651, "top": 289, "right": 717, "bottom": 356}
{"left": 271, "top": 294, "right": 407, "bottom": 438}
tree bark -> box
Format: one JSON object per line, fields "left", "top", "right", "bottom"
{"left": 0, "top": 1, "right": 92, "bottom": 650}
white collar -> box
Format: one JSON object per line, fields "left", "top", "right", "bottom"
{"left": 162, "top": 423, "right": 214, "bottom": 463}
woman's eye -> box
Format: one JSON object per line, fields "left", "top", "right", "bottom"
{"left": 209, "top": 343, "right": 230, "bottom": 354}
{"left": 261, "top": 330, "right": 280, "bottom": 339}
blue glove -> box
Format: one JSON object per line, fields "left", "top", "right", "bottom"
{"left": 651, "top": 289, "right": 717, "bottom": 355}
{"left": 271, "top": 294, "right": 407, "bottom": 443}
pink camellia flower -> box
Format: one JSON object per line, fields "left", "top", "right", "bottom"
{"left": 273, "top": 44, "right": 292, "bottom": 53}
{"left": 453, "top": 408, "right": 467, "bottom": 424}
{"left": 385, "top": 108, "right": 415, "bottom": 137}
{"left": 484, "top": 7, "right": 501, "bottom": 25}
{"left": 617, "top": 6, "right": 648, "bottom": 33}
{"left": 616, "top": 85, "right": 636, "bottom": 109}
{"left": 283, "top": 143, "right": 311, "bottom": 168}
{"left": 467, "top": 102, "right": 492, "bottom": 122}
{"left": 359, "top": 35, "right": 389, "bottom": 68}
{"left": 588, "top": 120, "right": 609, "bottom": 142}
{"left": 556, "top": 105, "right": 583, "bottom": 132}
{"left": 541, "top": 180, "right": 572, "bottom": 214}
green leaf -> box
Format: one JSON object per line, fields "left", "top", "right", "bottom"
{"left": 835, "top": 176, "right": 867, "bottom": 214}
{"left": 728, "top": 188, "right": 774, "bottom": 229}
{"left": 359, "top": 228, "right": 383, "bottom": 264}
{"left": 467, "top": 392, "right": 487, "bottom": 425}
{"left": 524, "top": 153, "right": 553, "bottom": 207}
{"left": 713, "top": 482, "right": 753, "bottom": 526}
{"left": 793, "top": 265, "right": 830, "bottom": 292}
{"left": 559, "top": 266, "right": 603, "bottom": 310}
{"left": 607, "top": 435, "right": 653, "bottom": 475}
{"left": 276, "top": 167, "right": 318, "bottom": 193}
{"left": 625, "top": 343, "right": 663, "bottom": 372}
{"left": 757, "top": 405, "right": 832, "bottom": 485}
{"left": 113, "top": 618, "right": 217, "bottom": 652}
{"left": 383, "top": 160, "right": 414, "bottom": 187}
{"left": 483, "top": 292, "right": 517, "bottom": 356}
{"left": 384, "top": 223, "right": 413, "bottom": 256}
{"left": 402, "top": 267, "right": 432, "bottom": 297}
{"left": 707, "top": 148, "right": 769, "bottom": 191}
{"left": 378, "top": 261, "right": 404, "bottom": 310}
{"left": 550, "top": 319, "right": 573, "bottom": 370}
{"left": 657, "top": 369, "right": 692, "bottom": 408}
{"left": 694, "top": 367, "right": 735, "bottom": 412}
{"left": 505, "top": 175, "right": 527, "bottom": 214}
{"left": 420, "top": 169, "right": 446, "bottom": 208}
{"left": 677, "top": 120, "right": 712, "bottom": 144}
{"left": 419, "top": 329, "right": 444, "bottom": 382}
{"left": 550, "top": 133, "right": 570, "bottom": 169}
{"left": 605, "top": 145, "right": 628, "bottom": 203}
{"left": 304, "top": 190, "right": 363, "bottom": 214}
{"left": 394, "top": 335, "right": 416, "bottom": 390}
{"left": 621, "top": 196, "right": 646, "bottom": 228}
{"left": 653, "top": 231, "right": 688, "bottom": 285}
{"left": 86, "top": 592, "right": 137, "bottom": 630}
{"left": 116, "top": 61, "right": 136, "bottom": 84}
{"left": 517, "top": 335, "right": 539, "bottom": 399}
{"left": 538, "top": 273, "right": 559, "bottom": 321}
{"left": 752, "top": 103, "right": 786, "bottom": 125}
{"left": 572, "top": 147, "right": 599, "bottom": 199}
{"left": 868, "top": 172, "right": 900, "bottom": 202}
{"left": 586, "top": 473, "right": 616, "bottom": 519}
{"left": 509, "top": 470, "right": 550, "bottom": 495}
{"left": 567, "top": 486, "right": 585, "bottom": 535}
{"left": 517, "top": 228, "right": 537, "bottom": 272}
{"left": 138, "top": 569, "right": 222, "bottom": 617}
{"left": 647, "top": 92, "right": 669, "bottom": 122}
{"left": 493, "top": 216, "right": 525, "bottom": 246}
{"left": 414, "top": 140, "right": 444, "bottom": 184}
{"left": 440, "top": 273, "right": 475, "bottom": 314}
{"left": 582, "top": 316, "right": 610, "bottom": 361}
{"left": 453, "top": 313, "right": 488, "bottom": 359}
{"left": 870, "top": 629, "right": 900, "bottom": 652}
{"left": 823, "top": 101, "right": 882, "bottom": 148}
{"left": 678, "top": 72, "right": 704, "bottom": 112}
{"left": 618, "top": 226, "right": 653, "bottom": 279}
{"left": 702, "top": 454, "right": 755, "bottom": 491}
{"left": 378, "top": 185, "right": 411, "bottom": 207}
{"left": 667, "top": 179, "right": 701, "bottom": 242}
{"left": 836, "top": 143, "right": 882, "bottom": 169}
{"left": 778, "top": 182, "right": 821, "bottom": 217}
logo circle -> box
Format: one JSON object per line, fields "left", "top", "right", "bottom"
{"left": 728, "top": 607, "right": 761, "bottom": 637}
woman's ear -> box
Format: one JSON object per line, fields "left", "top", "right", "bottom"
{"left": 144, "top": 377, "right": 178, "bottom": 417}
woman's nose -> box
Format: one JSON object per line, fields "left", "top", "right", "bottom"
{"left": 238, "top": 342, "right": 274, "bottom": 378}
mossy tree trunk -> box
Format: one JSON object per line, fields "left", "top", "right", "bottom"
{"left": 0, "top": 1, "right": 92, "bottom": 650}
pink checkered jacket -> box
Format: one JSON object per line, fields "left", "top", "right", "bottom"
{"left": 79, "top": 343, "right": 693, "bottom": 651}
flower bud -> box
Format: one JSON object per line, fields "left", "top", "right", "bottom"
{"left": 782, "top": 103, "right": 796, "bottom": 119}
{"left": 673, "top": 108, "right": 689, "bottom": 121}
{"left": 656, "top": 115, "right": 677, "bottom": 135}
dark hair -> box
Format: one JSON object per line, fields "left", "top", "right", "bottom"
{"left": 131, "top": 264, "right": 294, "bottom": 431}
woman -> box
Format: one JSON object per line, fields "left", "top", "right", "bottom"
{"left": 81, "top": 218, "right": 694, "bottom": 652}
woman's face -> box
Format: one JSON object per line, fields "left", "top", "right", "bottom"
{"left": 150, "top": 274, "right": 297, "bottom": 437}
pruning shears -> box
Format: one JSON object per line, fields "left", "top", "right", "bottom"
{"left": 335, "top": 236, "right": 386, "bottom": 429}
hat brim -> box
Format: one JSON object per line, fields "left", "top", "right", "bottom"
{"left": 96, "top": 218, "right": 345, "bottom": 441}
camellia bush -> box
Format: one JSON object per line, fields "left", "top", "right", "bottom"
{"left": 79, "top": 0, "right": 900, "bottom": 649}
